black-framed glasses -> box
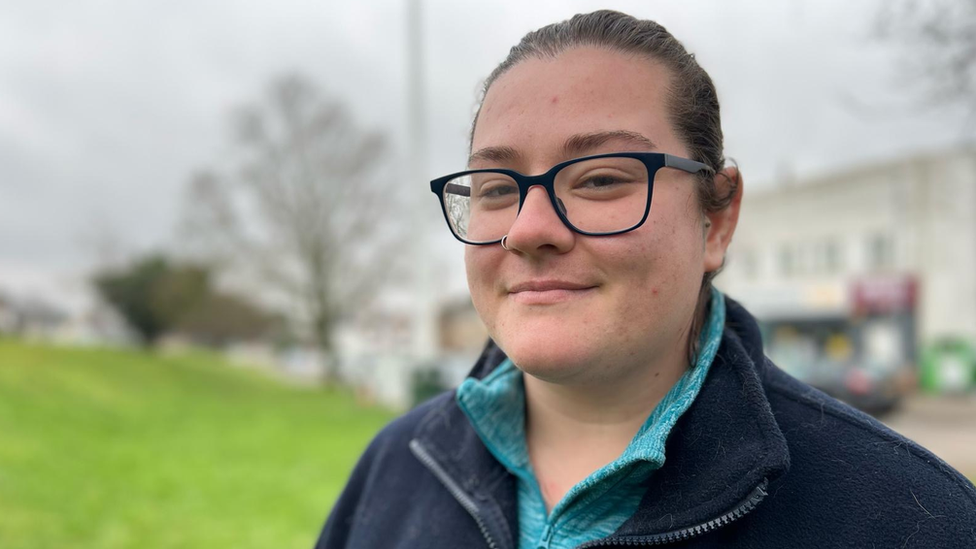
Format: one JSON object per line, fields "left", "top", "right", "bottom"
{"left": 429, "top": 152, "right": 712, "bottom": 245}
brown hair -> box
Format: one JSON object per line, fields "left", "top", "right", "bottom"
{"left": 471, "top": 9, "right": 740, "bottom": 365}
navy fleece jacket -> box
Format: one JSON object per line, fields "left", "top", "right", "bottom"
{"left": 317, "top": 297, "right": 976, "bottom": 548}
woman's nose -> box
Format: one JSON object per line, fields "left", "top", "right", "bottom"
{"left": 503, "top": 186, "right": 575, "bottom": 255}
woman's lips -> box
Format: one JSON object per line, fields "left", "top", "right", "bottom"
{"left": 508, "top": 280, "right": 598, "bottom": 305}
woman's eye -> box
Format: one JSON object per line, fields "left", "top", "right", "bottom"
{"left": 579, "top": 176, "right": 625, "bottom": 189}
{"left": 478, "top": 183, "right": 518, "bottom": 198}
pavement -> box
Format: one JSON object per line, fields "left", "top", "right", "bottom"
{"left": 882, "top": 394, "right": 976, "bottom": 478}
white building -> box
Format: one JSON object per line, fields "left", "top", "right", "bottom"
{"left": 718, "top": 145, "right": 976, "bottom": 346}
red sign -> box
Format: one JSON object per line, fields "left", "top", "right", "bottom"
{"left": 851, "top": 275, "right": 918, "bottom": 314}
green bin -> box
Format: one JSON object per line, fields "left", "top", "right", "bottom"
{"left": 920, "top": 339, "right": 976, "bottom": 394}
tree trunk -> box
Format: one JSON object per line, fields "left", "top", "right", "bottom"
{"left": 313, "top": 311, "right": 340, "bottom": 385}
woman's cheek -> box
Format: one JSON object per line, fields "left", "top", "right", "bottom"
{"left": 464, "top": 249, "right": 501, "bottom": 333}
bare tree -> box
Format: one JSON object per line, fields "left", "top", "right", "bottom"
{"left": 181, "top": 73, "right": 403, "bottom": 384}
{"left": 876, "top": 0, "right": 976, "bottom": 123}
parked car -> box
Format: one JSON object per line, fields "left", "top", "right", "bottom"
{"left": 764, "top": 321, "right": 915, "bottom": 418}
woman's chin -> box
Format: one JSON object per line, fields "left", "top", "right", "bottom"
{"left": 501, "top": 339, "right": 597, "bottom": 384}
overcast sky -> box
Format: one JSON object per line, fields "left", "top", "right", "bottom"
{"left": 1, "top": 0, "right": 971, "bottom": 312}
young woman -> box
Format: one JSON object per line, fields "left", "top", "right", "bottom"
{"left": 318, "top": 11, "right": 975, "bottom": 548}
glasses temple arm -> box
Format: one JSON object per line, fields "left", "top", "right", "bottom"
{"left": 664, "top": 154, "right": 713, "bottom": 175}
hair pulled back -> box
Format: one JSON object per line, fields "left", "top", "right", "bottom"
{"left": 471, "top": 10, "right": 739, "bottom": 364}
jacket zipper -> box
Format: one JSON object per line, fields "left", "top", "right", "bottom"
{"left": 409, "top": 439, "right": 501, "bottom": 549}
{"left": 576, "top": 478, "right": 769, "bottom": 547}
{"left": 539, "top": 523, "right": 554, "bottom": 549}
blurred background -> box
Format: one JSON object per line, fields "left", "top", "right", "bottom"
{"left": 1, "top": 0, "right": 974, "bottom": 547}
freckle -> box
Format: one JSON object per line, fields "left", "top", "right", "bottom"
{"left": 654, "top": 372, "right": 660, "bottom": 377}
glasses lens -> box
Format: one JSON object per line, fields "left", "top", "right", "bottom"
{"left": 554, "top": 156, "right": 650, "bottom": 233}
{"left": 442, "top": 172, "right": 519, "bottom": 243}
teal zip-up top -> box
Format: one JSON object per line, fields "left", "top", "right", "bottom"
{"left": 456, "top": 287, "right": 726, "bottom": 549}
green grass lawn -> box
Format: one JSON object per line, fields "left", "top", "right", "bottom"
{"left": 0, "top": 339, "right": 395, "bottom": 549}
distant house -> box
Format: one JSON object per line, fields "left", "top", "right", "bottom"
{"left": 326, "top": 293, "right": 487, "bottom": 410}
{"left": 0, "top": 291, "right": 67, "bottom": 339}
{"left": 0, "top": 289, "right": 134, "bottom": 346}
{"left": 57, "top": 303, "right": 136, "bottom": 346}
{"left": 0, "top": 292, "right": 14, "bottom": 333}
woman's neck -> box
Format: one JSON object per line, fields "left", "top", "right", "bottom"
{"left": 522, "top": 343, "right": 689, "bottom": 511}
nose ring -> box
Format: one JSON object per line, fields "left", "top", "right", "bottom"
{"left": 500, "top": 235, "right": 510, "bottom": 250}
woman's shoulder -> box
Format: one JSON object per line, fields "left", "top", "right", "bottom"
{"left": 764, "top": 360, "right": 973, "bottom": 487}
{"left": 759, "top": 361, "right": 976, "bottom": 545}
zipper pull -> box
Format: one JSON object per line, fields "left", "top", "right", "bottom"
{"left": 538, "top": 524, "right": 554, "bottom": 549}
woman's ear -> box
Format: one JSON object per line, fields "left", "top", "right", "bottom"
{"left": 703, "top": 167, "right": 743, "bottom": 272}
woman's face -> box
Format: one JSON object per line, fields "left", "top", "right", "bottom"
{"left": 466, "top": 48, "right": 728, "bottom": 385}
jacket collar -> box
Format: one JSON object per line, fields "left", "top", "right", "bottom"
{"left": 613, "top": 297, "right": 790, "bottom": 538}
{"left": 412, "top": 296, "right": 790, "bottom": 548}
{"left": 412, "top": 340, "right": 520, "bottom": 548}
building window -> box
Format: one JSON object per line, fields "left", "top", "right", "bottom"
{"left": 797, "top": 242, "right": 813, "bottom": 275}
{"left": 824, "top": 238, "right": 843, "bottom": 274}
{"left": 866, "top": 233, "right": 895, "bottom": 271}
{"left": 810, "top": 241, "right": 826, "bottom": 274}
{"left": 779, "top": 244, "right": 795, "bottom": 277}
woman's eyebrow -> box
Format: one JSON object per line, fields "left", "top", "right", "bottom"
{"left": 467, "top": 130, "right": 655, "bottom": 167}
{"left": 468, "top": 145, "right": 522, "bottom": 167}
{"left": 563, "top": 130, "right": 658, "bottom": 157}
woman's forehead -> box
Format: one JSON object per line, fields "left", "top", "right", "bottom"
{"left": 472, "top": 47, "right": 683, "bottom": 163}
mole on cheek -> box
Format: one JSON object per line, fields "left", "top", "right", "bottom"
{"left": 550, "top": 95, "right": 559, "bottom": 104}
{"left": 652, "top": 288, "right": 659, "bottom": 296}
